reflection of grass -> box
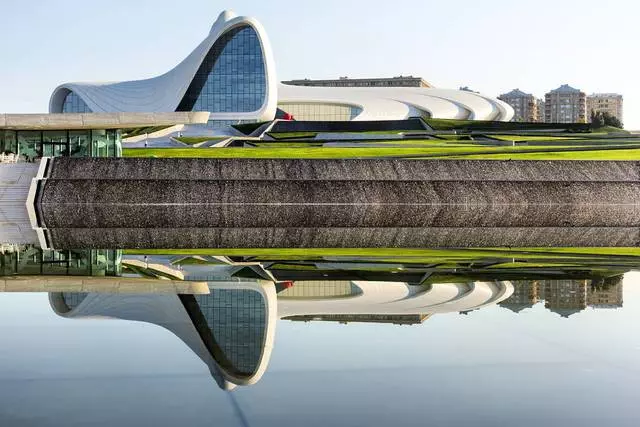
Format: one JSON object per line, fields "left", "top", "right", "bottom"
{"left": 125, "top": 247, "right": 640, "bottom": 259}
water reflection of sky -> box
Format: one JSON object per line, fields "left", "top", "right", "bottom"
{"left": 0, "top": 276, "right": 639, "bottom": 426}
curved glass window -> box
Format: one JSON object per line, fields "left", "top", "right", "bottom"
{"left": 192, "top": 290, "right": 266, "bottom": 376}
{"left": 177, "top": 26, "right": 267, "bottom": 115}
{"left": 62, "top": 91, "right": 92, "bottom": 113}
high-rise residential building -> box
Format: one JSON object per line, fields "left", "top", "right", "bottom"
{"left": 587, "top": 93, "right": 624, "bottom": 124}
{"left": 545, "top": 84, "right": 587, "bottom": 123}
{"left": 282, "top": 76, "right": 433, "bottom": 88}
{"left": 536, "top": 98, "right": 546, "bottom": 123}
{"left": 498, "top": 89, "right": 538, "bottom": 122}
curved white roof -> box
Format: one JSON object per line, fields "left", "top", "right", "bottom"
{"left": 50, "top": 10, "right": 513, "bottom": 122}
{"left": 279, "top": 85, "right": 514, "bottom": 121}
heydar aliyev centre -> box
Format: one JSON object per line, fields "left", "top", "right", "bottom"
{"left": 49, "top": 10, "right": 513, "bottom": 128}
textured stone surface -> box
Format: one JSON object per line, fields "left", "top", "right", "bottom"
{"left": 40, "top": 179, "right": 640, "bottom": 228}
{"left": 47, "top": 227, "right": 640, "bottom": 249}
{"left": 39, "top": 158, "right": 640, "bottom": 249}
{"left": 47, "top": 158, "right": 640, "bottom": 182}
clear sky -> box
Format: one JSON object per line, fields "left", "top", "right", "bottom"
{"left": 0, "top": 0, "right": 637, "bottom": 127}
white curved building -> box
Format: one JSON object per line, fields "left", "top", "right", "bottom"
{"left": 49, "top": 10, "right": 513, "bottom": 127}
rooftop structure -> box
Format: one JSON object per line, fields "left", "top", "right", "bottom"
{"left": 282, "top": 76, "right": 432, "bottom": 88}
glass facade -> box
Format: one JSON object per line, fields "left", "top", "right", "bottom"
{"left": 177, "top": 26, "right": 267, "bottom": 119}
{"left": 0, "top": 246, "right": 122, "bottom": 277}
{"left": 61, "top": 293, "right": 89, "bottom": 311}
{"left": 277, "top": 103, "right": 362, "bottom": 121}
{"left": 61, "top": 91, "right": 93, "bottom": 113}
{"left": 193, "top": 289, "right": 266, "bottom": 376}
{"left": 0, "top": 129, "right": 121, "bottom": 160}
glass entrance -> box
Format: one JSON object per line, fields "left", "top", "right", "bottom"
{"left": 41, "top": 142, "right": 69, "bottom": 157}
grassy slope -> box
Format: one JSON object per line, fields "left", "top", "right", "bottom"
{"left": 440, "top": 148, "right": 640, "bottom": 160}
{"left": 124, "top": 144, "right": 640, "bottom": 160}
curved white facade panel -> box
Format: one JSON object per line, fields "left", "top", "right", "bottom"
{"left": 50, "top": 11, "right": 278, "bottom": 124}
{"left": 278, "top": 84, "right": 514, "bottom": 121}
{"left": 49, "top": 10, "right": 514, "bottom": 123}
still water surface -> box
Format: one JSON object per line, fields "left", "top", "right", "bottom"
{"left": 0, "top": 270, "right": 639, "bottom": 426}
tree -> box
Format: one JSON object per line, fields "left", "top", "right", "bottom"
{"left": 590, "top": 110, "right": 623, "bottom": 129}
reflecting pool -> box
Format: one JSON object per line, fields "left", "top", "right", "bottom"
{"left": 1, "top": 245, "right": 640, "bottom": 426}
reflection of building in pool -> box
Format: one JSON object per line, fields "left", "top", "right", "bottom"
{"left": 49, "top": 281, "right": 277, "bottom": 391}
{"left": 542, "top": 280, "right": 586, "bottom": 317}
{"left": 285, "top": 314, "right": 431, "bottom": 326}
{"left": 588, "top": 276, "right": 623, "bottom": 308}
{"left": 500, "top": 279, "right": 625, "bottom": 317}
{"left": 0, "top": 245, "right": 121, "bottom": 277}
{"left": 499, "top": 281, "right": 540, "bottom": 313}
{"left": 277, "top": 280, "right": 514, "bottom": 319}
{"left": 49, "top": 279, "right": 514, "bottom": 389}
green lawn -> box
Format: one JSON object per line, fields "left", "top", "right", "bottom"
{"left": 123, "top": 146, "right": 507, "bottom": 159}
{"left": 490, "top": 135, "right": 577, "bottom": 142}
{"left": 440, "top": 148, "right": 640, "bottom": 160}
{"left": 123, "top": 144, "right": 640, "bottom": 160}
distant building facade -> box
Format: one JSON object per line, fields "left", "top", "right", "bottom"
{"left": 498, "top": 89, "right": 539, "bottom": 122}
{"left": 282, "top": 76, "right": 433, "bottom": 88}
{"left": 545, "top": 84, "right": 587, "bottom": 123}
{"left": 536, "top": 98, "right": 546, "bottom": 123}
{"left": 587, "top": 93, "right": 624, "bottom": 124}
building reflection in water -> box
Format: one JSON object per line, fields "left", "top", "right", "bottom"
{"left": 45, "top": 276, "right": 625, "bottom": 391}
{"left": 499, "top": 277, "right": 624, "bottom": 318}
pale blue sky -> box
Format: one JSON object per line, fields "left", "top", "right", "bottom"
{"left": 0, "top": 0, "right": 637, "bottom": 127}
